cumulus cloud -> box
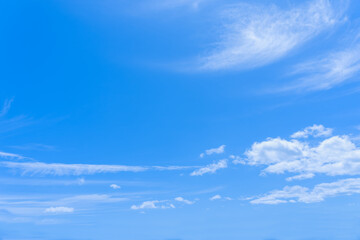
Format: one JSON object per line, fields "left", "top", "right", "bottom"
{"left": 229, "top": 154, "right": 245, "bottom": 164}
{"left": 131, "top": 200, "right": 175, "bottom": 210}
{"left": 285, "top": 42, "right": 360, "bottom": 91}
{"left": 250, "top": 178, "right": 360, "bottom": 204}
{"left": 200, "top": 145, "right": 226, "bottom": 158}
{"left": 291, "top": 124, "right": 333, "bottom": 138}
{"left": 209, "top": 194, "right": 221, "bottom": 200}
{"left": 174, "top": 197, "right": 195, "bottom": 205}
{"left": 237, "top": 125, "right": 360, "bottom": 180}
{"left": 44, "top": 206, "right": 74, "bottom": 213}
{"left": 110, "top": 184, "right": 121, "bottom": 189}
{"left": 190, "top": 159, "right": 227, "bottom": 176}
{"left": 200, "top": 0, "right": 346, "bottom": 70}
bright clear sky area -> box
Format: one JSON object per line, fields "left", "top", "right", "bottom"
{"left": 1, "top": 0, "right": 360, "bottom": 239}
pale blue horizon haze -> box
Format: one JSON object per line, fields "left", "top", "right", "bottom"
{"left": 2, "top": 0, "right": 360, "bottom": 239}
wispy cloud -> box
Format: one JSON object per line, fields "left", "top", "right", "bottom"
{"left": 0, "top": 161, "right": 147, "bottom": 175}
{"left": 190, "top": 159, "right": 227, "bottom": 176}
{"left": 284, "top": 42, "right": 360, "bottom": 91}
{"left": 0, "top": 115, "right": 35, "bottom": 134}
{"left": 199, "top": 0, "right": 346, "bottom": 70}
{"left": 0, "top": 98, "right": 14, "bottom": 117}
{"left": 144, "top": 0, "right": 205, "bottom": 11}
{"left": 209, "top": 194, "right": 221, "bottom": 200}
{"left": 0, "top": 193, "right": 127, "bottom": 220}
{"left": 9, "top": 143, "right": 56, "bottom": 151}
{"left": 250, "top": 178, "right": 360, "bottom": 204}
{"left": 0, "top": 161, "right": 200, "bottom": 176}
{"left": 236, "top": 124, "right": 360, "bottom": 180}
{"left": 200, "top": 145, "right": 225, "bottom": 158}
{"left": 0, "top": 151, "right": 24, "bottom": 159}
{"left": 58, "top": 194, "right": 127, "bottom": 204}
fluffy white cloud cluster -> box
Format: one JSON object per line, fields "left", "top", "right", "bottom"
{"left": 251, "top": 177, "right": 360, "bottom": 204}
{"left": 44, "top": 206, "right": 74, "bottom": 213}
{"left": 236, "top": 125, "right": 360, "bottom": 180}
{"left": 110, "top": 184, "right": 121, "bottom": 189}
{"left": 291, "top": 124, "right": 333, "bottom": 138}
{"left": 130, "top": 200, "right": 175, "bottom": 210}
{"left": 174, "top": 197, "right": 195, "bottom": 205}
{"left": 200, "top": 145, "right": 226, "bottom": 158}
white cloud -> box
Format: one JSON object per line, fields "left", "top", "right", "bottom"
{"left": 110, "top": 184, "right": 121, "bottom": 189}
{"left": 9, "top": 143, "right": 55, "bottom": 151}
{"left": 229, "top": 154, "right": 245, "bottom": 164}
{"left": 209, "top": 194, "right": 221, "bottom": 200}
{"left": 0, "top": 151, "right": 23, "bottom": 159}
{"left": 291, "top": 124, "right": 333, "bottom": 138}
{"left": 0, "top": 98, "right": 14, "bottom": 117}
{"left": 131, "top": 200, "right": 175, "bottom": 210}
{"left": 55, "top": 194, "right": 127, "bottom": 204}
{"left": 2, "top": 194, "right": 126, "bottom": 208}
{"left": 285, "top": 42, "right": 360, "bottom": 91}
{"left": 237, "top": 125, "right": 360, "bottom": 180}
{"left": 190, "top": 159, "right": 227, "bottom": 176}
{"left": 250, "top": 178, "right": 360, "bottom": 204}
{"left": 286, "top": 173, "right": 315, "bottom": 182}
{"left": 148, "top": 0, "right": 204, "bottom": 11}
{"left": 200, "top": 0, "right": 346, "bottom": 70}
{"left": 0, "top": 161, "right": 198, "bottom": 176}
{"left": 152, "top": 165, "right": 199, "bottom": 170}
{"left": 0, "top": 194, "right": 126, "bottom": 220}
{"left": 0, "top": 161, "right": 147, "bottom": 175}
{"left": 44, "top": 206, "right": 74, "bottom": 213}
{"left": 77, "top": 178, "right": 85, "bottom": 185}
{"left": 174, "top": 197, "right": 195, "bottom": 204}
{"left": 200, "top": 145, "right": 226, "bottom": 158}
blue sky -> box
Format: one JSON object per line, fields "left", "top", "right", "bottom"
{"left": 1, "top": 0, "right": 360, "bottom": 239}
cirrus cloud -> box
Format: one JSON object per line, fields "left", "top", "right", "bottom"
{"left": 250, "top": 177, "right": 360, "bottom": 204}
{"left": 190, "top": 159, "right": 227, "bottom": 176}
{"left": 199, "top": 0, "right": 347, "bottom": 70}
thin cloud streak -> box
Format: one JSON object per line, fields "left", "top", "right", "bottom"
{"left": 284, "top": 42, "right": 360, "bottom": 91}
{"left": 0, "top": 151, "right": 24, "bottom": 159}
{"left": 0, "top": 98, "right": 14, "bottom": 117}
{"left": 250, "top": 178, "right": 360, "bottom": 204}
{"left": 190, "top": 159, "right": 227, "bottom": 176}
{"left": 0, "top": 161, "right": 201, "bottom": 176}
